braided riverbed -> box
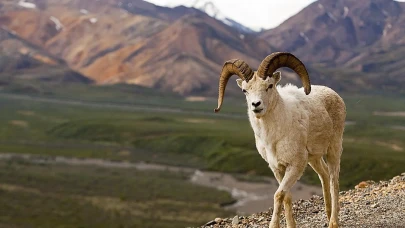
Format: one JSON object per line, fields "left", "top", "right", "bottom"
{"left": 0, "top": 153, "right": 321, "bottom": 215}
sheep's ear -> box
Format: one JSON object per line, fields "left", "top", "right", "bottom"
{"left": 272, "top": 71, "right": 281, "bottom": 84}
{"left": 236, "top": 79, "right": 243, "bottom": 88}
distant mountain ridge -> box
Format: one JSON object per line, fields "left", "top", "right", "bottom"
{"left": 260, "top": 0, "right": 405, "bottom": 65}
{"left": 0, "top": 0, "right": 272, "bottom": 95}
{"left": 0, "top": 0, "right": 404, "bottom": 95}
{"left": 260, "top": 0, "right": 405, "bottom": 93}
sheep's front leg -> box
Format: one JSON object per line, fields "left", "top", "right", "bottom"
{"left": 269, "top": 165, "right": 305, "bottom": 228}
{"left": 273, "top": 170, "right": 295, "bottom": 228}
{"left": 283, "top": 191, "right": 295, "bottom": 228}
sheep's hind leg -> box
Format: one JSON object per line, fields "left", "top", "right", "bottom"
{"left": 326, "top": 143, "right": 342, "bottom": 228}
{"left": 309, "top": 157, "right": 331, "bottom": 221}
{"left": 273, "top": 170, "right": 296, "bottom": 228}
{"left": 269, "top": 165, "right": 305, "bottom": 228}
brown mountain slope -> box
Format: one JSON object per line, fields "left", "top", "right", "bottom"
{"left": 82, "top": 13, "right": 271, "bottom": 94}
{"left": 1, "top": 0, "right": 404, "bottom": 95}
{"left": 0, "top": 0, "right": 272, "bottom": 95}
{"left": 0, "top": 27, "right": 90, "bottom": 85}
{"left": 260, "top": 0, "right": 405, "bottom": 66}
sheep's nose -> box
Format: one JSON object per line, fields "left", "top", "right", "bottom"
{"left": 252, "top": 101, "right": 261, "bottom": 107}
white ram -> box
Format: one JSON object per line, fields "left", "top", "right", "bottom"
{"left": 214, "top": 52, "right": 346, "bottom": 228}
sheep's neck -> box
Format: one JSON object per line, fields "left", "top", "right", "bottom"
{"left": 248, "top": 91, "right": 288, "bottom": 167}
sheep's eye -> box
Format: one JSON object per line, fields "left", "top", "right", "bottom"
{"left": 266, "top": 84, "right": 273, "bottom": 91}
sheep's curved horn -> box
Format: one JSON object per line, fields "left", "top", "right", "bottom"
{"left": 214, "top": 59, "right": 254, "bottom": 113}
{"left": 257, "top": 52, "right": 311, "bottom": 95}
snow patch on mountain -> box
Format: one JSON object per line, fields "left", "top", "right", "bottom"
{"left": 190, "top": 0, "right": 257, "bottom": 33}
{"left": 50, "top": 16, "right": 63, "bottom": 31}
{"left": 148, "top": 0, "right": 260, "bottom": 33}
{"left": 300, "top": 32, "right": 310, "bottom": 42}
{"left": 327, "top": 12, "right": 338, "bottom": 22}
{"left": 343, "top": 6, "right": 349, "bottom": 18}
{"left": 18, "top": 0, "right": 36, "bottom": 9}
{"left": 89, "top": 18, "right": 98, "bottom": 24}
{"left": 80, "top": 9, "right": 89, "bottom": 14}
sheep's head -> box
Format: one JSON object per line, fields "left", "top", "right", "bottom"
{"left": 214, "top": 52, "right": 311, "bottom": 117}
{"left": 235, "top": 71, "right": 281, "bottom": 118}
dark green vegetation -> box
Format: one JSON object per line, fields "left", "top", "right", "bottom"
{"left": 0, "top": 85, "right": 404, "bottom": 189}
{"left": 0, "top": 80, "right": 404, "bottom": 227}
{"left": 0, "top": 159, "right": 233, "bottom": 228}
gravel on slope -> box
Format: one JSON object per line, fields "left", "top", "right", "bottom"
{"left": 203, "top": 173, "right": 405, "bottom": 228}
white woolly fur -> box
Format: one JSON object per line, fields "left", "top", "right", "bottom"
{"left": 236, "top": 71, "right": 346, "bottom": 228}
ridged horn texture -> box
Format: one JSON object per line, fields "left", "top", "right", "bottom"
{"left": 257, "top": 52, "right": 311, "bottom": 95}
{"left": 214, "top": 59, "right": 254, "bottom": 113}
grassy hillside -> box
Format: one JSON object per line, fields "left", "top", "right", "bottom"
{"left": 0, "top": 86, "right": 404, "bottom": 190}
{"left": 0, "top": 80, "right": 404, "bottom": 228}
{"left": 0, "top": 159, "right": 233, "bottom": 228}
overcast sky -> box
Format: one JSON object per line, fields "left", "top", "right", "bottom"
{"left": 145, "top": 0, "right": 317, "bottom": 29}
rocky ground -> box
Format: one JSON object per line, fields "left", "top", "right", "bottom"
{"left": 203, "top": 173, "right": 405, "bottom": 228}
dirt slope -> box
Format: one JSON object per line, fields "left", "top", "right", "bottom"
{"left": 204, "top": 174, "right": 405, "bottom": 228}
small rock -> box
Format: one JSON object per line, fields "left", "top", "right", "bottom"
{"left": 391, "top": 176, "right": 401, "bottom": 184}
{"left": 356, "top": 181, "right": 369, "bottom": 189}
{"left": 204, "top": 220, "right": 216, "bottom": 226}
{"left": 214, "top": 218, "right": 222, "bottom": 224}
{"left": 371, "top": 203, "right": 379, "bottom": 208}
{"left": 232, "top": 215, "right": 239, "bottom": 225}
